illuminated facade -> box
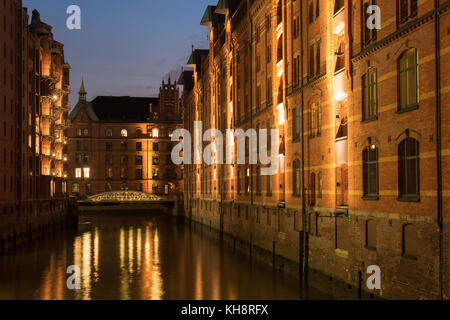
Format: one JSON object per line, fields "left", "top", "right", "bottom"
{"left": 0, "top": 1, "right": 72, "bottom": 243}
{"left": 67, "top": 79, "right": 183, "bottom": 197}
{"left": 180, "top": 0, "right": 449, "bottom": 299}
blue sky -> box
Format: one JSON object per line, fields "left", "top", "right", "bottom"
{"left": 22, "top": 0, "right": 213, "bottom": 106}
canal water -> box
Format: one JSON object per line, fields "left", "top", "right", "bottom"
{"left": 0, "top": 212, "right": 332, "bottom": 300}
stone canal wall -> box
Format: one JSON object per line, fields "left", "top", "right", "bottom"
{"left": 183, "top": 198, "right": 447, "bottom": 300}
{"left": 0, "top": 198, "right": 79, "bottom": 250}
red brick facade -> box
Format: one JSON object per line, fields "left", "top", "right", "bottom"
{"left": 180, "top": 0, "right": 449, "bottom": 299}
{"left": 0, "top": 1, "right": 72, "bottom": 244}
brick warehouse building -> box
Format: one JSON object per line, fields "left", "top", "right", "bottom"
{"left": 67, "top": 78, "right": 183, "bottom": 197}
{"left": 0, "top": 1, "right": 74, "bottom": 244}
{"left": 179, "top": 0, "right": 449, "bottom": 299}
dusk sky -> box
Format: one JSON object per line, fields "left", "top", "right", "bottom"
{"left": 22, "top": 0, "right": 213, "bottom": 107}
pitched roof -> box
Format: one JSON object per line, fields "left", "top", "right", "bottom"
{"left": 90, "top": 96, "right": 159, "bottom": 122}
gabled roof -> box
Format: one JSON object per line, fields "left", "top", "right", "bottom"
{"left": 216, "top": 0, "right": 229, "bottom": 15}
{"left": 69, "top": 100, "right": 99, "bottom": 122}
{"left": 90, "top": 96, "right": 159, "bottom": 122}
{"left": 201, "top": 5, "right": 216, "bottom": 26}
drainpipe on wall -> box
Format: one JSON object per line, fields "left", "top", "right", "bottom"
{"left": 434, "top": 0, "right": 444, "bottom": 300}
{"left": 299, "top": 0, "right": 308, "bottom": 285}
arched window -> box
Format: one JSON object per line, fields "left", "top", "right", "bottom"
{"left": 121, "top": 129, "right": 128, "bottom": 137}
{"left": 310, "top": 172, "right": 316, "bottom": 206}
{"left": 366, "top": 219, "right": 377, "bottom": 250}
{"left": 152, "top": 128, "right": 159, "bottom": 138}
{"left": 293, "top": 159, "right": 301, "bottom": 196}
{"left": 363, "top": 145, "right": 379, "bottom": 199}
{"left": 399, "top": 48, "right": 418, "bottom": 112}
{"left": 72, "top": 183, "right": 80, "bottom": 193}
{"left": 106, "top": 128, "right": 113, "bottom": 137}
{"left": 402, "top": 224, "right": 417, "bottom": 258}
{"left": 318, "top": 172, "right": 323, "bottom": 198}
{"left": 293, "top": 105, "right": 300, "bottom": 141}
{"left": 398, "top": 138, "right": 420, "bottom": 201}
{"left": 135, "top": 129, "right": 142, "bottom": 138}
{"left": 310, "top": 102, "right": 322, "bottom": 137}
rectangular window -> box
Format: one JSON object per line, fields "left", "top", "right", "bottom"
{"left": 362, "top": 68, "right": 378, "bottom": 121}
{"left": 106, "top": 142, "right": 112, "bottom": 151}
{"left": 309, "top": 44, "right": 315, "bottom": 78}
{"left": 136, "top": 142, "right": 142, "bottom": 151}
{"left": 293, "top": 105, "right": 300, "bottom": 141}
{"left": 135, "top": 156, "right": 143, "bottom": 165}
{"left": 153, "top": 143, "right": 159, "bottom": 151}
{"left": 83, "top": 168, "right": 90, "bottom": 179}
{"left": 316, "top": 40, "right": 321, "bottom": 75}
{"left": 136, "top": 169, "right": 143, "bottom": 180}
{"left": 153, "top": 168, "right": 159, "bottom": 178}
{"left": 152, "top": 157, "right": 159, "bottom": 165}
{"left": 75, "top": 168, "right": 82, "bottom": 178}
{"left": 363, "top": 147, "right": 379, "bottom": 199}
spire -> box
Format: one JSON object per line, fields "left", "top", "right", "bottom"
{"left": 79, "top": 77, "right": 86, "bottom": 101}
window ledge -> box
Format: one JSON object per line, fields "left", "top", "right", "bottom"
{"left": 397, "top": 196, "right": 420, "bottom": 203}
{"left": 365, "top": 246, "right": 377, "bottom": 251}
{"left": 362, "top": 195, "right": 379, "bottom": 201}
{"left": 361, "top": 116, "right": 378, "bottom": 124}
{"left": 397, "top": 104, "right": 419, "bottom": 114}
{"left": 402, "top": 254, "right": 417, "bottom": 261}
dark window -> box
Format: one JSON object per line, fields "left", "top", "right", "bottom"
{"left": 293, "top": 105, "right": 300, "bottom": 141}
{"left": 402, "top": 224, "right": 417, "bottom": 258}
{"left": 135, "top": 156, "right": 143, "bottom": 165}
{"left": 310, "top": 172, "right": 316, "bottom": 206}
{"left": 267, "top": 171, "right": 272, "bottom": 196}
{"left": 153, "top": 143, "right": 159, "bottom": 151}
{"left": 398, "top": 138, "right": 420, "bottom": 201}
{"left": 366, "top": 219, "right": 377, "bottom": 250}
{"left": 309, "top": 1, "right": 315, "bottom": 23}
{"left": 400, "top": 0, "right": 418, "bottom": 23}
{"left": 136, "top": 142, "right": 142, "bottom": 151}
{"left": 399, "top": 48, "right": 418, "bottom": 112}
{"left": 106, "top": 142, "right": 112, "bottom": 151}
{"left": 256, "top": 166, "right": 261, "bottom": 195}
{"left": 363, "top": 0, "right": 377, "bottom": 45}
{"left": 363, "top": 146, "right": 379, "bottom": 199}
{"left": 136, "top": 169, "right": 143, "bottom": 180}
{"left": 309, "top": 44, "right": 315, "bottom": 78}
{"left": 120, "top": 141, "right": 127, "bottom": 151}
{"left": 362, "top": 68, "right": 378, "bottom": 121}
{"left": 316, "top": 39, "right": 321, "bottom": 75}
{"left": 293, "top": 159, "right": 301, "bottom": 196}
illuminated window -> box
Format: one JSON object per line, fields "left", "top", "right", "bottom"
{"left": 152, "top": 128, "right": 159, "bottom": 138}
{"left": 83, "top": 168, "right": 90, "bottom": 179}
{"left": 72, "top": 183, "right": 80, "bottom": 193}
{"left": 121, "top": 129, "right": 128, "bottom": 137}
{"left": 362, "top": 68, "right": 378, "bottom": 121}
{"left": 399, "top": 48, "right": 418, "bottom": 112}
{"left": 75, "top": 168, "right": 82, "bottom": 178}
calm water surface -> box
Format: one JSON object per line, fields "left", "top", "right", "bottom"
{"left": 0, "top": 212, "right": 332, "bottom": 300}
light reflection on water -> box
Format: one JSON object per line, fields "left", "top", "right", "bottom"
{"left": 0, "top": 212, "right": 331, "bottom": 300}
